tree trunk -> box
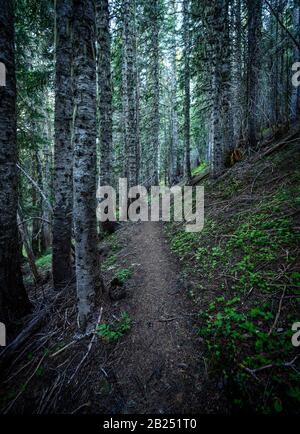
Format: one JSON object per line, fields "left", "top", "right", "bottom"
{"left": 204, "top": 0, "right": 229, "bottom": 177}
{"left": 169, "top": 0, "right": 178, "bottom": 186}
{"left": 53, "top": 0, "right": 74, "bottom": 289}
{"left": 0, "top": 0, "right": 31, "bottom": 339}
{"left": 221, "top": 0, "right": 234, "bottom": 152}
{"left": 150, "top": 0, "right": 160, "bottom": 185}
{"left": 73, "top": 0, "right": 102, "bottom": 329}
{"left": 183, "top": 0, "right": 191, "bottom": 180}
{"left": 246, "top": 0, "right": 262, "bottom": 148}
{"left": 17, "top": 210, "right": 40, "bottom": 285}
{"left": 122, "top": 0, "right": 139, "bottom": 188}
{"left": 31, "top": 154, "right": 41, "bottom": 256}
{"left": 291, "top": 0, "right": 300, "bottom": 120}
{"left": 232, "top": 0, "right": 243, "bottom": 143}
{"left": 97, "top": 0, "right": 112, "bottom": 187}
{"left": 41, "top": 104, "right": 53, "bottom": 253}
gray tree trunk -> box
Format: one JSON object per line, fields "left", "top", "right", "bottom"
{"left": 232, "top": 0, "right": 243, "bottom": 143}
{"left": 122, "top": 0, "right": 138, "bottom": 188}
{"left": 169, "top": 1, "right": 178, "bottom": 185}
{"left": 221, "top": 0, "right": 234, "bottom": 152}
{"left": 73, "top": 0, "right": 102, "bottom": 329}
{"left": 183, "top": 0, "right": 191, "bottom": 180}
{"left": 31, "top": 153, "right": 41, "bottom": 256}
{"left": 97, "top": 0, "right": 112, "bottom": 187}
{"left": 0, "top": 0, "right": 31, "bottom": 338}
{"left": 53, "top": 0, "right": 73, "bottom": 289}
{"left": 204, "top": 0, "right": 229, "bottom": 177}
{"left": 291, "top": 0, "right": 300, "bottom": 120}
{"left": 41, "top": 103, "right": 53, "bottom": 253}
{"left": 246, "top": 0, "right": 263, "bottom": 148}
{"left": 150, "top": 0, "right": 160, "bottom": 185}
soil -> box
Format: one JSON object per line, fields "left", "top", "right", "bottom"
{"left": 105, "top": 221, "right": 204, "bottom": 414}
{"left": 0, "top": 221, "right": 227, "bottom": 415}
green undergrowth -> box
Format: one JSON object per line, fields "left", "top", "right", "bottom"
{"left": 192, "top": 161, "right": 208, "bottom": 177}
{"left": 101, "top": 233, "right": 122, "bottom": 272}
{"left": 166, "top": 145, "right": 300, "bottom": 413}
{"left": 96, "top": 311, "right": 131, "bottom": 342}
{"left": 35, "top": 252, "right": 52, "bottom": 269}
{"left": 113, "top": 268, "right": 133, "bottom": 284}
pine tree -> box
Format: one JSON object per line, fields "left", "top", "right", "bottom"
{"left": 73, "top": 0, "right": 102, "bottom": 329}
{"left": 0, "top": 0, "right": 31, "bottom": 338}
{"left": 246, "top": 0, "right": 262, "bottom": 147}
{"left": 183, "top": 0, "right": 192, "bottom": 180}
{"left": 150, "top": 0, "right": 160, "bottom": 185}
{"left": 122, "top": 0, "right": 139, "bottom": 188}
{"left": 52, "top": 0, "right": 73, "bottom": 289}
{"left": 291, "top": 0, "right": 300, "bottom": 120}
{"left": 97, "top": 0, "right": 113, "bottom": 187}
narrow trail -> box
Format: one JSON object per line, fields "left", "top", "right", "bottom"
{"left": 110, "top": 222, "right": 205, "bottom": 414}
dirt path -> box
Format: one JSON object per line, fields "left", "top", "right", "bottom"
{"left": 108, "top": 222, "right": 205, "bottom": 414}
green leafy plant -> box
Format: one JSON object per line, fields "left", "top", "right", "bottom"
{"left": 114, "top": 268, "right": 133, "bottom": 284}
{"left": 96, "top": 312, "right": 132, "bottom": 342}
{"left": 35, "top": 253, "right": 52, "bottom": 268}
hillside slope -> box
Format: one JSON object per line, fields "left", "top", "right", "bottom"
{"left": 166, "top": 129, "right": 300, "bottom": 413}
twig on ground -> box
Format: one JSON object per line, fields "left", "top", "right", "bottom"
{"left": 68, "top": 307, "right": 103, "bottom": 384}
{"left": 240, "top": 354, "right": 300, "bottom": 382}
{"left": 4, "top": 354, "right": 46, "bottom": 414}
{"left": 50, "top": 340, "right": 76, "bottom": 358}
{"left": 268, "top": 285, "right": 286, "bottom": 336}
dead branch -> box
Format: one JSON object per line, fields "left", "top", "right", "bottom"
{"left": 17, "top": 163, "right": 53, "bottom": 213}
{"left": 264, "top": 0, "right": 300, "bottom": 50}
{"left": 268, "top": 285, "right": 286, "bottom": 336}
{"left": 3, "top": 354, "right": 46, "bottom": 414}
{"left": 0, "top": 278, "right": 75, "bottom": 369}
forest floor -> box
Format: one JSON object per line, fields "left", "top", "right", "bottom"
{"left": 0, "top": 221, "right": 225, "bottom": 415}
{"left": 96, "top": 221, "right": 224, "bottom": 414}
{"left": 0, "top": 124, "right": 299, "bottom": 414}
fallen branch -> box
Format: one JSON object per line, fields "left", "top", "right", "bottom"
{"left": 240, "top": 354, "right": 300, "bottom": 381}
{"left": 190, "top": 169, "right": 210, "bottom": 186}
{"left": 268, "top": 285, "right": 286, "bottom": 336}
{"left": 0, "top": 278, "right": 74, "bottom": 369}
{"left": 253, "top": 133, "right": 300, "bottom": 163}
{"left": 50, "top": 340, "right": 76, "bottom": 358}
{"left": 4, "top": 354, "right": 46, "bottom": 414}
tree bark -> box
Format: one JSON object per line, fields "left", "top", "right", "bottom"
{"left": 291, "top": 0, "right": 300, "bottom": 120}
{"left": 150, "top": 0, "right": 160, "bottom": 185}
{"left": 183, "top": 0, "right": 191, "bottom": 180}
{"left": 204, "top": 0, "right": 229, "bottom": 177}
{"left": 169, "top": 0, "right": 178, "bottom": 185}
{"left": 73, "top": 0, "right": 102, "bottom": 330}
{"left": 122, "top": 0, "right": 139, "bottom": 188}
{"left": 0, "top": 0, "right": 31, "bottom": 339}
{"left": 53, "top": 0, "right": 74, "bottom": 289}
{"left": 246, "top": 0, "right": 262, "bottom": 148}
{"left": 17, "top": 210, "right": 40, "bottom": 285}
{"left": 232, "top": 0, "right": 243, "bottom": 143}
{"left": 97, "top": 0, "right": 112, "bottom": 187}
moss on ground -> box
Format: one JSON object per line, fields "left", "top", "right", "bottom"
{"left": 166, "top": 142, "right": 300, "bottom": 413}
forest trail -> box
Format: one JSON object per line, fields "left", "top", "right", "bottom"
{"left": 110, "top": 222, "right": 205, "bottom": 414}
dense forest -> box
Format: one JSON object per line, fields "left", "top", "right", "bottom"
{"left": 0, "top": 0, "right": 300, "bottom": 417}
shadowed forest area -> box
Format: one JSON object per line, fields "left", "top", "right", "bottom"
{"left": 0, "top": 0, "right": 300, "bottom": 417}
